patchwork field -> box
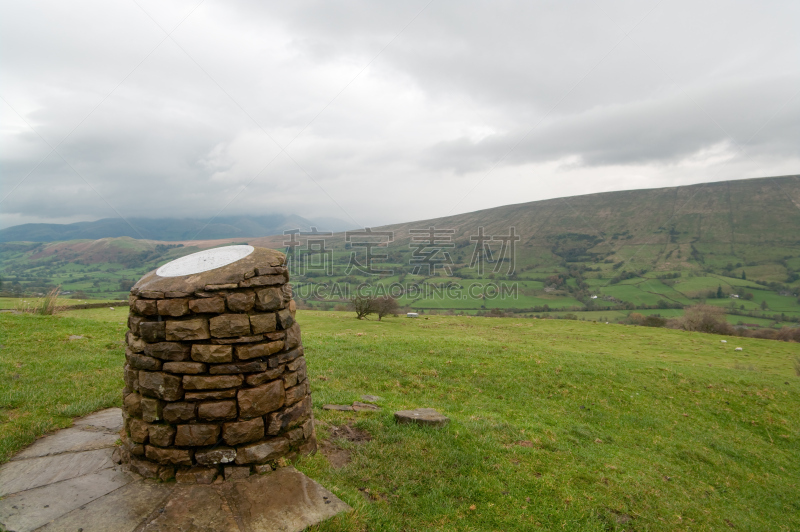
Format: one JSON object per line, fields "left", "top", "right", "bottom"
{"left": 1, "top": 309, "right": 798, "bottom": 531}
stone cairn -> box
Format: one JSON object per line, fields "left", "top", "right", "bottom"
{"left": 119, "top": 246, "right": 316, "bottom": 483}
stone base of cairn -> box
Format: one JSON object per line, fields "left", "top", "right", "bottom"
{"left": 119, "top": 247, "right": 316, "bottom": 482}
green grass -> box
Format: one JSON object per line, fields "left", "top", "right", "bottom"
{"left": 0, "top": 313, "right": 127, "bottom": 462}
{"left": 1, "top": 309, "right": 799, "bottom": 531}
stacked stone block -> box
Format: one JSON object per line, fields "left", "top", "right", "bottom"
{"left": 119, "top": 247, "right": 316, "bottom": 482}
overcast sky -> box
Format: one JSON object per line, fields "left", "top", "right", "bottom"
{"left": 1, "top": 0, "right": 799, "bottom": 230}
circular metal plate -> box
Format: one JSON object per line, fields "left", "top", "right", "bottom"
{"left": 155, "top": 245, "right": 255, "bottom": 277}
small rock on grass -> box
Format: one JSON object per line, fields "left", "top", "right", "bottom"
{"left": 324, "top": 402, "right": 382, "bottom": 412}
{"left": 323, "top": 404, "right": 354, "bottom": 411}
{"left": 394, "top": 408, "right": 449, "bottom": 428}
{"left": 361, "top": 395, "right": 381, "bottom": 403}
{"left": 352, "top": 402, "right": 379, "bottom": 411}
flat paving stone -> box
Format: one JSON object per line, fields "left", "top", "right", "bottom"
{"left": 40, "top": 480, "right": 173, "bottom": 532}
{"left": 0, "top": 408, "right": 350, "bottom": 532}
{"left": 0, "top": 448, "right": 114, "bottom": 497}
{"left": 361, "top": 395, "right": 382, "bottom": 403}
{"left": 0, "top": 467, "right": 136, "bottom": 532}
{"left": 11, "top": 428, "right": 119, "bottom": 461}
{"left": 323, "top": 404, "right": 353, "bottom": 411}
{"left": 394, "top": 408, "right": 450, "bottom": 428}
{"left": 352, "top": 401, "right": 380, "bottom": 411}
{"left": 225, "top": 466, "right": 351, "bottom": 532}
{"left": 140, "top": 484, "right": 240, "bottom": 532}
{"left": 73, "top": 407, "right": 124, "bottom": 432}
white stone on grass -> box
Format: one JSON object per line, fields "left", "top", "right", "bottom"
{"left": 394, "top": 408, "right": 450, "bottom": 428}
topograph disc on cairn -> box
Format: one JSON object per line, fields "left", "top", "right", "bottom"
{"left": 121, "top": 245, "right": 315, "bottom": 484}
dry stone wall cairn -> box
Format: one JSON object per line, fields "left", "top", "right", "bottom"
{"left": 119, "top": 247, "right": 315, "bottom": 482}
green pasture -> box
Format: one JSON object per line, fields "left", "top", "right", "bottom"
{"left": 1, "top": 308, "right": 798, "bottom": 531}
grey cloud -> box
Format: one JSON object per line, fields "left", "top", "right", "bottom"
{"left": 423, "top": 76, "right": 800, "bottom": 173}
{"left": 1, "top": 0, "right": 798, "bottom": 229}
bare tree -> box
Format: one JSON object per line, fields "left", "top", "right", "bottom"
{"left": 374, "top": 296, "right": 399, "bottom": 321}
{"left": 349, "top": 295, "right": 375, "bottom": 320}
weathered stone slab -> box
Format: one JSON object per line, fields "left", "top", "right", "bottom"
{"left": 266, "top": 397, "right": 311, "bottom": 435}
{"left": 191, "top": 343, "right": 232, "bottom": 363}
{"left": 126, "top": 351, "right": 163, "bottom": 371}
{"left": 245, "top": 366, "right": 285, "bottom": 386}
{"left": 226, "top": 291, "right": 255, "bottom": 312}
{"left": 11, "top": 428, "right": 118, "bottom": 461}
{"left": 234, "top": 437, "right": 288, "bottom": 464}
{"left": 249, "top": 313, "right": 277, "bottom": 334}
{"left": 157, "top": 298, "right": 189, "bottom": 317}
{"left": 141, "top": 396, "right": 164, "bottom": 422}
{"left": 268, "top": 346, "right": 300, "bottom": 368}
{"left": 165, "top": 318, "right": 210, "bottom": 341}
{"left": 140, "top": 484, "right": 240, "bottom": 532}
{"left": 143, "top": 342, "right": 190, "bottom": 362}
{"left": 184, "top": 389, "right": 237, "bottom": 402}
{"left": 361, "top": 395, "right": 382, "bottom": 403}
{"left": 183, "top": 374, "right": 243, "bottom": 390}
{"left": 0, "top": 467, "right": 136, "bottom": 532}
{"left": 206, "top": 283, "right": 239, "bottom": 290}
{"left": 126, "top": 333, "right": 147, "bottom": 353}
{"left": 198, "top": 400, "right": 238, "bottom": 421}
{"left": 394, "top": 408, "right": 450, "bottom": 427}
{"left": 162, "top": 361, "right": 206, "bottom": 374}
{"left": 148, "top": 424, "right": 176, "bottom": 447}
{"left": 37, "top": 479, "right": 172, "bottom": 532}
{"left": 210, "top": 361, "right": 267, "bottom": 374}
{"left": 139, "top": 371, "right": 184, "bottom": 401}
{"left": 285, "top": 381, "right": 309, "bottom": 406}
{"left": 236, "top": 342, "right": 281, "bottom": 360}
{"left": 128, "top": 418, "right": 150, "bottom": 443}
{"left": 133, "top": 299, "right": 157, "bottom": 316}
{"left": 210, "top": 334, "right": 266, "bottom": 344}
{"left": 254, "top": 287, "right": 283, "bottom": 311}
{"left": 352, "top": 401, "right": 380, "bottom": 411}
{"left": 209, "top": 314, "right": 251, "bottom": 338}
{"left": 0, "top": 448, "right": 114, "bottom": 497}
{"left": 195, "top": 446, "right": 237, "bottom": 466}
{"left": 189, "top": 296, "right": 225, "bottom": 314}
{"left": 225, "top": 467, "right": 350, "bottom": 531}
{"left": 322, "top": 404, "right": 353, "bottom": 411}
{"left": 162, "top": 402, "right": 196, "bottom": 424}
{"left": 174, "top": 424, "right": 220, "bottom": 446}
{"left": 223, "top": 465, "right": 251, "bottom": 480}
{"left": 139, "top": 321, "right": 166, "bottom": 342}
{"left": 255, "top": 265, "right": 286, "bottom": 276}
{"left": 124, "top": 393, "right": 143, "bottom": 417}
{"left": 276, "top": 309, "right": 295, "bottom": 329}
{"left": 239, "top": 274, "right": 285, "bottom": 288}
{"left": 145, "top": 445, "right": 193, "bottom": 466}
{"left": 238, "top": 380, "right": 285, "bottom": 419}
{"left": 285, "top": 322, "right": 302, "bottom": 349}
{"left": 223, "top": 417, "right": 264, "bottom": 446}
{"left": 175, "top": 466, "right": 218, "bottom": 485}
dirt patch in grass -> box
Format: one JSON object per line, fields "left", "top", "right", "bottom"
{"left": 319, "top": 423, "right": 372, "bottom": 468}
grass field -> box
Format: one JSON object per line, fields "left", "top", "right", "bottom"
{"left": 1, "top": 309, "right": 799, "bottom": 531}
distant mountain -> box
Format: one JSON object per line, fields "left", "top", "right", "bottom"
{"left": 0, "top": 214, "right": 354, "bottom": 243}
{"left": 2, "top": 175, "right": 798, "bottom": 319}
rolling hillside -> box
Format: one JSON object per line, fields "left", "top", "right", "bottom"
{"left": 0, "top": 214, "right": 353, "bottom": 242}
{"left": 2, "top": 175, "right": 799, "bottom": 326}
